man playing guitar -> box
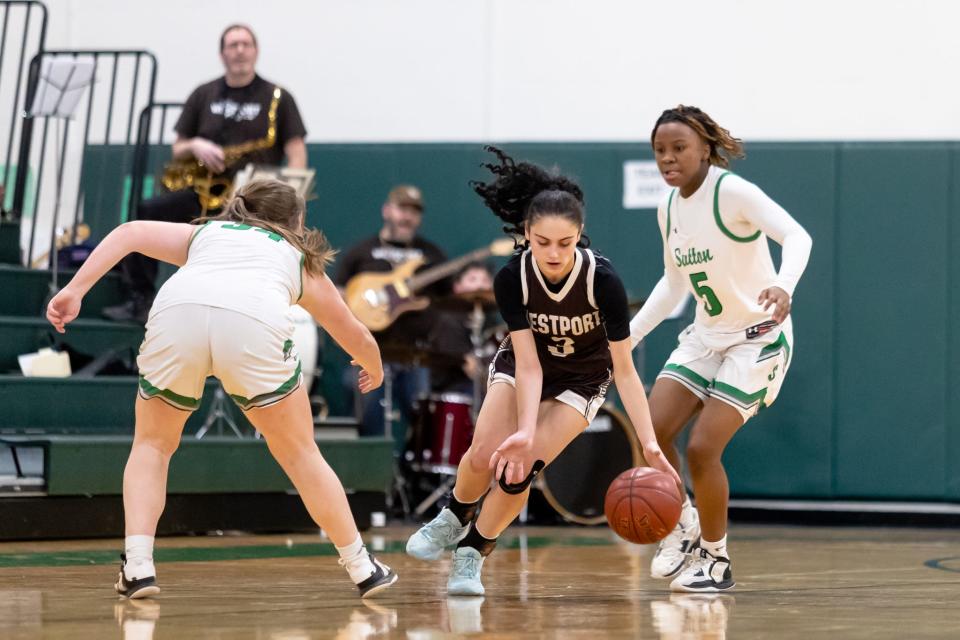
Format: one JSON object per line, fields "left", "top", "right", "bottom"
{"left": 335, "top": 185, "right": 449, "bottom": 438}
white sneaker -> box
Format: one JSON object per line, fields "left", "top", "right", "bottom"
{"left": 447, "top": 547, "right": 485, "bottom": 596}
{"left": 406, "top": 508, "right": 469, "bottom": 561}
{"left": 669, "top": 548, "right": 735, "bottom": 593}
{"left": 651, "top": 510, "right": 701, "bottom": 579}
{"left": 349, "top": 553, "right": 398, "bottom": 598}
{"left": 115, "top": 554, "right": 160, "bottom": 599}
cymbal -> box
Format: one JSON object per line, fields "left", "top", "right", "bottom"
{"left": 433, "top": 290, "right": 498, "bottom": 313}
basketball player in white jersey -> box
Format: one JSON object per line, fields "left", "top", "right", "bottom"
{"left": 405, "top": 147, "right": 681, "bottom": 596}
{"left": 631, "top": 106, "right": 813, "bottom": 592}
{"left": 46, "top": 180, "right": 398, "bottom": 598}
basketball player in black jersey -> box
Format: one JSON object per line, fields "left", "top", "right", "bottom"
{"left": 406, "top": 147, "right": 681, "bottom": 595}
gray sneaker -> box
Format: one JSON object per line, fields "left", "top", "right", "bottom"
{"left": 447, "top": 547, "right": 485, "bottom": 596}
{"left": 406, "top": 508, "right": 469, "bottom": 561}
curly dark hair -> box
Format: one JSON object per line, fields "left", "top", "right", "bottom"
{"left": 651, "top": 105, "right": 745, "bottom": 168}
{"left": 470, "top": 146, "right": 588, "bottom": 246}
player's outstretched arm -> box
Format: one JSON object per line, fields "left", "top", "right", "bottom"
{"left": 300, "top": 272, "right": 383, "bottom": 393}
{"left": 46, "top": 221, "right": 194, "bottom": 333}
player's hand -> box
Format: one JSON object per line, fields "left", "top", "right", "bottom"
{"left": 643, "top": 443, "right": 683, "bottom": 490}
{"left": 758, "top": 286, "right": 791, "bottom": 324}
{"left": 190, "top": 138, "right": 226, "bottom": 173}
{"left": 489, "top": 430, "right": 535, "bottom": 486}
{"left": 352, "top": 360, "right": 383, "bottom": 394}
{"left": 46, "top": 286, "right": 82, "bottom": 333}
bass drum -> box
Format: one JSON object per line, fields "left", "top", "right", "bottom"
{"left": 538, "top": 404, "right": 644, "bottom": 525}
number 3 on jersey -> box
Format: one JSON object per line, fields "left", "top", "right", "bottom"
{"left": 548, "top": 336, "right": 575, "bottom": 358}
{"left": 689, "top": 271, "right": 723, "bottom": 317}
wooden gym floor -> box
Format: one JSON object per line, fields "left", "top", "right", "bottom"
{"left": 1, "top": 523, "right": 959, "bottom": 639}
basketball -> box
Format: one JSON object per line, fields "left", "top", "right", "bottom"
{"left": 604, "top": 467, "right": 682, "bottom": 544}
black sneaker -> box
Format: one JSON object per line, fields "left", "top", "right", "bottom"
{"left": 354, "top": 553, "right": 398, "bottom": 598}
{"left": 115, "top": 553, "right": 160, "bottom": 599}
{"left": 102, "top": 293, "right": 152, "bottom": 324}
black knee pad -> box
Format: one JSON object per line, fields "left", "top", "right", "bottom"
{"left": 498, "top": 459, "right": 545, "bottom": 495}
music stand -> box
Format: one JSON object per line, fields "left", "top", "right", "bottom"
{"left": 28, "top": 57, "right": 95, "bottom": 295}
{"left": 195, "top": 383, "right": 246, "bottom": 439}
{"left": 234, "top": 165, "right": 317, "bottom": 200}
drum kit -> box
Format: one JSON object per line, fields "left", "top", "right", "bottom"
{"left": 377, "top": 290, "right": 499, "bottom": 516}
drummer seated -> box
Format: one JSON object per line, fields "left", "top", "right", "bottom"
{"left": 427, "top": 261, "right": 495, "bottom": 396}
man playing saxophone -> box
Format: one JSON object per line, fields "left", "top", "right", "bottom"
{"left": 103, "top": 23, "right": 307, "bottom": 323}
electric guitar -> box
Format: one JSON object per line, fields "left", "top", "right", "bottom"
{"left": 345, "top": 238, "right": 515, "bottom": 331}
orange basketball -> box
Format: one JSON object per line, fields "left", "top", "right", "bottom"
{"left": 604, "top": 467, "right": 682, "bottom": 544}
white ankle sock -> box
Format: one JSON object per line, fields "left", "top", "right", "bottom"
{"left": 679, "top": 495, "right": 697, "bottom": 528}
{"left": 336, "top": 535, "right": 376, "bottom": 584}
{"left": 124, "top": 535, "right": 155, "bottom": 579}
{"left": 701, "top": 535, "right": 728, "bottom": 559}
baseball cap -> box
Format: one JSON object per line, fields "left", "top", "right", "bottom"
{"left": 387, "top": 185, "right": 424, "bottom": 211}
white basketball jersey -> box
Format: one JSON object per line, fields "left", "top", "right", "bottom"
{"left": 661, "top": 166, "right": 779, "bottom": 340}
{"left": 152, "top": 220, "right": 304, "bottom": 329}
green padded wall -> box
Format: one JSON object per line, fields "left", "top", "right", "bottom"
{"left": 833, "top": 145, "right": 950, "bottom": 498}
{"left": 950, "top": 150, "right": 960, "bottom": 499}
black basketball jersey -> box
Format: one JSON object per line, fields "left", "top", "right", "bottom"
{"left": 519, "top": 247, "right": 612, "bottom": 378}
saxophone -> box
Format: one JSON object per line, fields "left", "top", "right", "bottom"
{"left": 161, "top": 87, "right": 282, "bottom": 212}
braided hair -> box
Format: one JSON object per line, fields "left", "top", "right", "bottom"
{"left": 470, "top": 146, "right": 588, "bottom": 247}
{"left": 651, "top": 105, "right": 745, "bottom": 168}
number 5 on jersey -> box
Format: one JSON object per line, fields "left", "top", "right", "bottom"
{"left": 689, "top": 271, "right": 723, "bottom": 317}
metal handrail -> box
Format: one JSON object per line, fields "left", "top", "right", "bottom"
{"left": 0, "top": 1, "right": 47, "bottom": 220}
{"left": 129, "top": 101, "right": 183, "bottom": 219}
{"left": 10, "top": 48, "right": 157, "bottom": 266}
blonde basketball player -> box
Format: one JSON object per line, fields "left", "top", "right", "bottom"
{"left": 46, "top": 180, "right": 398, "bottom": 598}
{"left": 631, "top": 106, "right": 813, "bottom": 592}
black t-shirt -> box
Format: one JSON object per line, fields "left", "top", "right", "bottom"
{"left": 175, "top": 75, "right": 306, "bottom": 172}
{"left": 334, "top": 235, "right": 447, "bottom": 287}
{"left": 494, "top": 247, "right": 630, "bottom": 377}
{"left": 334, "top": 234, "right": 449, "bottom": 347}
